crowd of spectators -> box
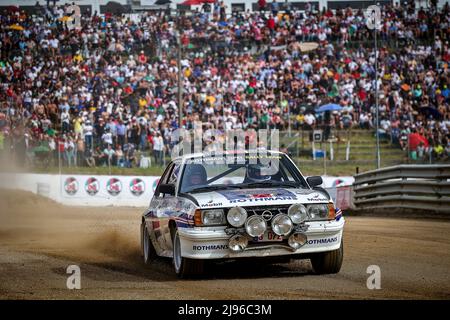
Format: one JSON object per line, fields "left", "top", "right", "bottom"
{"left": 0, "top": 1, "right": 449, "bottom": 169}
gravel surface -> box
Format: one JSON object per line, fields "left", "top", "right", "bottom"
{"left": 1, "top": 190, "right": 449, "bottom": 299}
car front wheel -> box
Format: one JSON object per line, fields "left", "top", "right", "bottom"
{"left": 172, "top": 229, "right": 204, "bottom": 278}
{"left": 141, "top": 222, "right": 156, "bottom": 264}
{"left": 310, "top": 240, "right": 344, "bottom": 275}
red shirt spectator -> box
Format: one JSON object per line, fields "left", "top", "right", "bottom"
{"left": 258, "top": 0, "right": 266, "bottom": 10}
{"left": 267, "top": 16, "right": 275, "bottom": 30}
{"left": 138, "top": 52, "right": 147, "bottom": 64}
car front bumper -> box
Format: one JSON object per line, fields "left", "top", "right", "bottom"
{"left": 178, "top": 218, "right": 345, "bottom": 259}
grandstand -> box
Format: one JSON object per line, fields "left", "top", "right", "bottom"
{"left": 1, "top": 1, "right": 449, "bottom": 15}
{"left": 0, "top": 0, "right": 448, "bottom": 176}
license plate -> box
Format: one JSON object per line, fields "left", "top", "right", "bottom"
{"left": 254, "top": 231, "right": 283, "bottom": 242}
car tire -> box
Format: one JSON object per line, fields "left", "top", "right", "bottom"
{"left": 172, "top": 229, "right": 204, "bottom": 278}
{"left": 310, "top": 240, "right": 343, "bottom": 275}
{"left": 141, "top": 222, "right": 156, "bottom": 264}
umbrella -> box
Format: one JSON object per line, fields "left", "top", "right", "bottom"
{"left": 7, "top": 24, "right": 24, "bottom": 31}
{"left": 419, "top": 106, "right": 443, "bottom": 120}
{"left": 408, "top": 133, "right": 429, "bottom": 151}
{"left": 316, "top": 103, "right": 342, "bottom": 112}
{"left": 181, "top": 0, "right": 214, "bottom": 5}
{"left": 155, "top": 0, "right": 171, "bottom": 4}
{"left": 181, "top": 0, "right": 203, "bottom": 4}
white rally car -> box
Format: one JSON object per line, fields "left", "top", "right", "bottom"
{"left": 141, "top": 150, "right": 344, "bottom": 278}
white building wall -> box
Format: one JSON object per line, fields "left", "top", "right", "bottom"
{"left": 2, "top": 0, "right": 129, "bottom": 15}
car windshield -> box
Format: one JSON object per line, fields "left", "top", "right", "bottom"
{"left": 179, "top": 153, "right": 307, "bottom": 193}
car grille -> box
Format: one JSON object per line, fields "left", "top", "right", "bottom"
{"left": 224, "top": 205, "right": 293, "bottom": 240}
{"left": 243, "top": 205, "right": 290, "bottom": 222}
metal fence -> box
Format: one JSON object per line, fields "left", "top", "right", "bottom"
{"left": 353, "top": 165, "right": 450, "bottom": 213}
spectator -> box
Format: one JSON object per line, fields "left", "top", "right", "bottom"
{"left": 103, "top": 144, "right": 115, "bottom": 167}
{"left": 76, "top": 136, "right": 84, "bottom": 167}
{"left": 153, "top": 132, "right": 164, "bottom": 166}
{"left": 101, "top": 128, "right": 113, "bottom": 148}
{"left": 61, "top": 109, "right": 70, "bottom": 134}
{"left": 124, "top": 143, "right": 136, "bottom": 168}
{"left": 115, "top": 144, "right": 125, "bottom": 167}
{"left": 0, "top": 4, "right": 448, "bottom": 169}
{"left": 417, "top": 142, "right": 426, "bottom": 161}
{"left": 271, "top": 0, "right": 279, "bottom": 15}
{"left": 116, "top": 120, "right": 126, "bottom": 149}
{"left": 64, "top": 135, "right": 75, "bottom": 167}
{"left": 83, "top": 120, "right": 94, "bottom": 153}
{"left": 258, "top": 0, "right": 266, "bottom": 12}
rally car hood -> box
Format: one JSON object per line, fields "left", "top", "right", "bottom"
{"left": 192, "top": 187, "right": 330, "bottom": 209}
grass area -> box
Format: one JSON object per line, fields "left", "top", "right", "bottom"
{"left": 3, "top": 130, "right": 409, "bottom": 177}
{"left": 282, "top": 129, "right": 407, "bottom": 161}
{"left": 5, "top": 163, "right": 363, "bottom": 177}
{"left": 293, "top": 160, "right": 398, "bottom": 176}
{"left": 15, "top": 166, "right": 166, "bottom": 177}
{"left": 8, "top": 159, "right": 391, "bottom": 177}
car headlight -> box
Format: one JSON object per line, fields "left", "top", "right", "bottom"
{"left": 229, "top": 234, "right": 248, "bottom": 252}
{"left": 271, "top": 213, "right": 293, "bottom": 236}
{"left": 307, "top": 204, "right": 329, "bottom": 220}
{"left": 245, "top": 215, "right": 267, "bottom": 237}
{"left": 288, "top": 232, "right": 308, "bottom": 250}
{"left": 227, "top": 206, "right": 248, "bottom": 227}
{"left": 201, "top": 209, "right": 226, "bottom": 225}
{"left": 288, "top": 204, "right": 308, "bottom": 224}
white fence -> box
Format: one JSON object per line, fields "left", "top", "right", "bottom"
{"left": 0, "top": 173, "right": 160, "bottom": 207}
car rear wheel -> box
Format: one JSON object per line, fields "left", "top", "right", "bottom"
{"left": 172, "top": 229, "right": 204, "bottom": 278}
{"left": 310, "top": 240, "right": 343, "bottom": 275}
{"left": 141, "top": 222, "right": 156, "bottom": 264}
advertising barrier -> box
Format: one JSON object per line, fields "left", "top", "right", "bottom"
{"left": 0, "top": 173, "right": 353, "bottom": 207}
{"left": 0, "top": 173, "right": 160, "bottom": 207}
{"left": 335, "top": 186, "right": 354, "bottom": 210}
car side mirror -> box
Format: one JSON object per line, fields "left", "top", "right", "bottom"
{"left": 159, "top": 183, "right": 175, "bottom": 195}
{"left": 307, "top": 176, "right": 323, "bottom": 188}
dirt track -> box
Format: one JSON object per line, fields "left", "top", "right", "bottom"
{"left": 0, "top": 189, "right": 449, "bottom": 300}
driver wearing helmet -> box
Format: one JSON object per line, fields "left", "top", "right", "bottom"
{"left": 182, "top": 164, "right": 207, "bottom": 189}
{"left": 244, "top": 163, "right": 272, "bottom": 183}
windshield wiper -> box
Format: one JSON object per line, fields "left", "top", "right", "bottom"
{"left": 187, "top": 184, "right": 243, "bottom": 194}
{"left": 239, "top": 181, "right": 300, "bottom": 188}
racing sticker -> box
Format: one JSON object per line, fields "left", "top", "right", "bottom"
{"left": 85, "top": 177, "right": 99, "bottom": 196}
{"left": 64, "top": 177, "right": 78, "bottom": 195}
{"left": 217, "top": 188, "right": 297, "bottom": 203}
{"left": 306, "top": 192, "right": 329, "bottom": 202}
{"left": 307, "top": 236, "right": 339, "bottom": 245}
{"left": 106, "top": 178, "right": 122, "bottom": 196}
{"left": 130, "top": 178, "right": 145, "bottom": 196}
{"left": 192, "top": 244, "right": 229, "bottom": 251}
{"left": 201, "top": 202, "right": 223, "bottom": 208}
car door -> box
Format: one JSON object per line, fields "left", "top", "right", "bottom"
{"left": 160, "top": 161, "right": 182, "bottom": 251}
{"left": 146, "top": 162, "right": 175, "bottom": 255}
